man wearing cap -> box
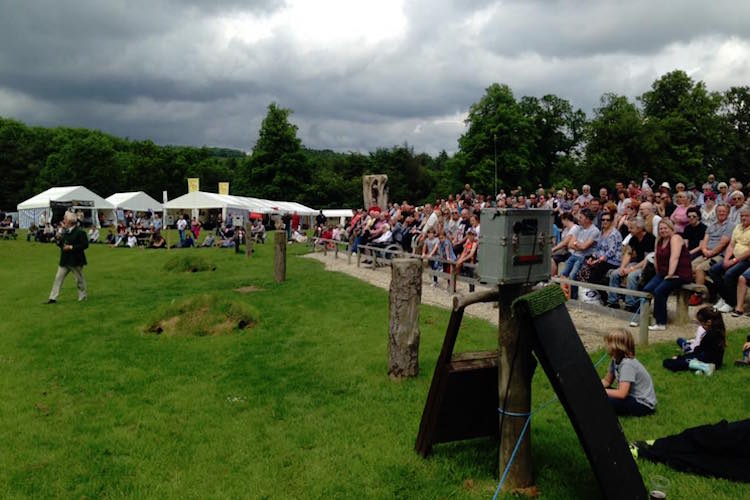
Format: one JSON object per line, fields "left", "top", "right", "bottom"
{"left": 46, "top": 212, "right": 89, "bottom": 304}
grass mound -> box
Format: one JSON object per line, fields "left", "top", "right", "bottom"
{"left": 163, "top": 254, "right": 216, "bottom": 273}
{"left": 145, "top": 294, "right": 258, "bottom": 336}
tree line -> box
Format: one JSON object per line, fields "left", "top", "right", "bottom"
{"left": 1, "top": 70, "right": 748, "bottom": 211}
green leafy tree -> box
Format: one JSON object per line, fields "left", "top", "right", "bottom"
{"left": 638, "top": 70, "right": 723, "bottom": 183}
{"left": 719, "top": 86, "right": 750, "bottom": 179}
{"left": 242, "top": 103, "right": 311, "bottom": 203}
{"left": 583, "top": 93, "right": 646, "bottom": 188}
{"left": 454, "top": 83, "right": 536, "bottom": 194}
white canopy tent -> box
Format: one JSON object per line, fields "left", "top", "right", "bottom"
{"left": 17, "top": 186, "right": 115, "bottom": 228}
{"left": 322, "top": 209, "right": 354, "bottom": 226}
{"left": 106, "top": 191, "right": 163, "bottom": 213}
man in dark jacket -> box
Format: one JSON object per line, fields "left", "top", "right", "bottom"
{"left": 46, "top": 212, "right": 89, "bottom": 303}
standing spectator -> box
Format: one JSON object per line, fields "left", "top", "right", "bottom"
{"left": 461, "top": 184, "right": 476, "bottom": 203}
{"left": 190, "top": 217, "right": 201, "bottom": 239}
{"left": 641, "top": 172, "right": 655, "bottom": 191}
{"left": 642, "top": 219, "right": 693, "bottom": 330}
{"left": 46, "top": 212, "right": 88, "bottom": 304}
{"left": 177, "top": 215, "right": 188, "bottom": 247}
{"left": 315, "top": 210, "right": 326, "bottom": 236}
{"left": 707, "top": 173, "right": 718, "bottom": 194}
{"left": 710, "top": 207, "right": 750, "bottom": 313}
{"left": 282, "top": 212, "right": 292, "bottom": 240}
{"left": 291, "top": 211, "right": 300, "bottom": 233}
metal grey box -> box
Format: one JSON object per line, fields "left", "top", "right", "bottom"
{"left": 477, "top": 208, "right": 554, "bottom": 285}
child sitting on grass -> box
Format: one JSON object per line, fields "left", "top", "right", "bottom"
{"left": 735, "top": 334, "right": 750, "bottom": 367}
{"left": 601, "top": 328, "right": 657, "bottom": 416}
{"left": 663, "top": 306, "right": 725, "bottom": 375}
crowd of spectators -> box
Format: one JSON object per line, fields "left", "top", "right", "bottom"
{"left": 311, "top": 174, "right": 750, "bottom": 331}
{"left": 549, "top": 173, "right": 750, "bottom": 331}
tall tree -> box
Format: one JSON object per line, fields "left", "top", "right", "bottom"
{"left": 454, "top": 83, "right": 536, "bottom": 194}
{"left": 719, "top": 86, "right": 750, "bottom": 179}
{"left": 638, "top": 70, "right": 723, "bottom": 183}
{"left": 583, "top": 93, "right": 646, "bottom": 188}
{"left": 243, "top": 103, "right": 311, "bottom": 203}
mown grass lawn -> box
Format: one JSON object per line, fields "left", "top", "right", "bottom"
{"left": 0, "top": 233, "right": 748, "bottom": 499}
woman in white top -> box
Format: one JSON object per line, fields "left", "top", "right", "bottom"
{"left": 700, "top": 192, "right": 717, "bottom": 226}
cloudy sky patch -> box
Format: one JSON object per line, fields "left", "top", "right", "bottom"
{"left": 1, "top": 0, "right": 749, "bottom": 155}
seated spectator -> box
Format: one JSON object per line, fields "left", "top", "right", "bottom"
{"left": 690, "top": 203, "right": 732, "bottom": 305}
{"left": 600, "top": 328, "right": 656, "bottom": 416}
{"left": 455, "top": 230, "right": 478, "bottom": 291}
{"left": 607, "top": 217, "right": 655, "bottom": 312}
{"left": 638, "top": 202, "right": 661, "bottom": 237}
{"left": 250, "top": 219, "right": 266, "bottom": 243}
{"left": 182, "top": 232, "right": 195, "bottom": 248}
{"left": 700, "top": 191, "right": 717, "bottom": 225}
{"left": 87, "top": 227, "right": 100, "bottom": 243}
{"left": 642, "top": 219, "right": 693, "bottom": 330}
{"left": 578, "top": 212, "right": 622, "bottom": 298}
{"left": 551, "top": 212, "right": 578, "bottom": 276}
{"left": 126, "top": 231, "right": 138, "bottom": 248}
{"left": 669, "top": 191, "right": 691, "bottom": 234}
{"left": 728, "top": 190, "right": 745, "bottom": 226}
{"left": 663, "top": 306, "right": 725, "bottom": 375}
{"left": 709, "top": 207, "right": 750, "bottom": 314}
{"left": 291, "top": 229, "right": 308, "bottom": 243}
{"left": 734, "top": 334, "right": 750, "bottom": 366}
{"left": 683, "top": 207, "right": 706, "bottom": 257}
{"left": 105, "top": 228, "right": 116, "bottom": 245}
{"left": 201, "top": 234, "right": 216, "bottom": 247}
{"left": 617, "top": 200, "right": 640, "bottom": 240}
{"left": 149, "top": 231, "right": 166, "bottom": 249}
{"left": 561, "top": 209, "right": 600, "bottom": 299}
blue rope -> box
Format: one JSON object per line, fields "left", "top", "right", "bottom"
{"left": 491, "top": 352, "right": 609, "bottom": 499}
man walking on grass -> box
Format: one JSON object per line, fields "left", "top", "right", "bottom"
{"left": 46, "top": 211, "right": 88, "bottom": 304}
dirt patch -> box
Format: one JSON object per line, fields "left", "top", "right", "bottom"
{"left": 235, "top": 285, "right": 263, "bottom": 294}
{"left": 303, "top": 252, "right": 749, "bottom": 351}
{"left": 145, "top": 294, "right": 258, "bottom": 337}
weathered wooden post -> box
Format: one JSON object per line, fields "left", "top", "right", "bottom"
{"left": 497, "top": 284, "right": 534, "bottom": 493}
{"left": 274, "top": 231, "right": 286, "bottom": 282}
{"left": 388, "top": 258, "right": 422, "bottom": 378}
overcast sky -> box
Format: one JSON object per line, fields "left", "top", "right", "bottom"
{"left": 2, "top": 0, "right": 750, "bottom": 155}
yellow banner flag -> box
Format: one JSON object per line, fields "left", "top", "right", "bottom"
{"left": 218, "top": 182, "right": 229, "bottom": 195}
{"left": 188, "top": 178, "right": 200, "bottom": 193}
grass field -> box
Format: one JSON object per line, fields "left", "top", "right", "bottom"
{"left": 0, "top": 233, "right": 748, "bottom": 499}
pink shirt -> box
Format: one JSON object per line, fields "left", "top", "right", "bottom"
{"left": 670, "top": 206, "right": 689, "bottom": 234}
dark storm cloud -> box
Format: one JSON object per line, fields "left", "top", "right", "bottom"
{"left": 0, "top": 0, "right": 749, "bottom": 155}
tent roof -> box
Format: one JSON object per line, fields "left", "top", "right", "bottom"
{"left": 163, "top": 191, "right": 316, "bottom": 215}
{"left": 17, "top": 186, "right": 115, "bottom": 210}
{"left": 106, "top": 191, "right": 163, "bottom": 212}
{"left": 322, "top": 209, "right": 354, "bottom": 218}
{"left": 163, "top": 191, "right": 255, "bottom": 211}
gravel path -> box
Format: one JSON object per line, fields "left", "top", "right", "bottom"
{"left": 303, "top": 251, "right": 749, "bottom": 352}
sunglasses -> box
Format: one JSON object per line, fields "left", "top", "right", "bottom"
{"left": 688, "top": 214, "right": 698, "bottom": 219}
{"left": 601, "top": 217, "right": 612, "bottom": 222}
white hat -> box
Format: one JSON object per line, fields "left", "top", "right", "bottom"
{"left": 660, "top": 182, "right": 671, "bottom": 190}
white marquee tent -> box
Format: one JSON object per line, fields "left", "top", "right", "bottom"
{"left": 17, "top": 186, "right": 115, "bottom": 228}
{"left": 106, "top": 191, "right": 163, "bottom": 213}
{"left": 163, "top": 191, "right": 317, "bottom": 220}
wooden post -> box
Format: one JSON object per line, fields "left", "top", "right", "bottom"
{"left": 347, "top": 243, "right": 352, "bottom": 265}
{"left": 388, "top": 259, "right": 422, "bottom": 378}
{"left": 497, "top": 284, "right": 534, "bottom": 492}
{"left": 274, "top": 231, "right": 286, "bottom": 282}
{"left": 638, "top": 299, "right": 651, "bottom": 346}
